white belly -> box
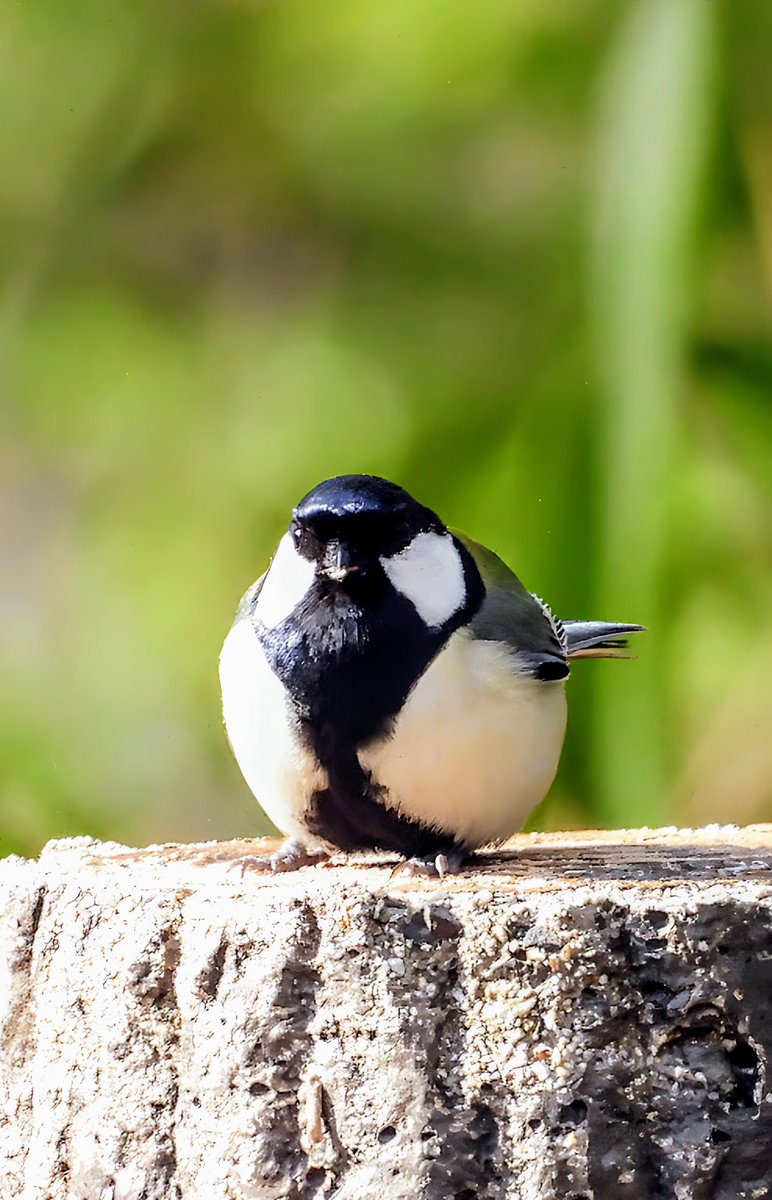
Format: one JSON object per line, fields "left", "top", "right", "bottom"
{"left": 360, "top": 630, "right": 567, "bottom": 848}
{"left": 219, "top": 619, "right": 328, "bottom": 846}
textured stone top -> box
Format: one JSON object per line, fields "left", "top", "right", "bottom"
{"left": 2, "top": 827, "right": 772, "bottom": 1200}
{"left": 15, "top": 821, "right": 772, "bottom": 889}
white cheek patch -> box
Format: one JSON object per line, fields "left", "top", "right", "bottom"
{"left": 253, "top": 533, "right": 316, "bottom": 629}
{"left": 381, "top": 531, "right": 466, "bottom": 629}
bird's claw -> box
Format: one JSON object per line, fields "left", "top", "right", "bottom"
{"left": 227, "top": 855, "right": 275, "bottom": 876}
{"left": 227, "top": 840, "right": 329, "bottom": 875}
{"left": 391, "top": 848, "right": 468, "bottom": 879}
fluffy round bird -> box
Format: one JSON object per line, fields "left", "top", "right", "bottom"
{"left": 219, "top": 474, "right": 643, "bottom": 875}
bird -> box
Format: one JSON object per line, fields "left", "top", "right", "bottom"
{"left": 219, "top": 474, "right": 643, "bottom": 876}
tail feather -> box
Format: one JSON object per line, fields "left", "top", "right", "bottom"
{"left": 562, "top": 620, "right": 645, "bottom": 659}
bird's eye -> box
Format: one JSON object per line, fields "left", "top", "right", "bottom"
{"left": 291, "top": 526, "right": 302, "bottom": 546}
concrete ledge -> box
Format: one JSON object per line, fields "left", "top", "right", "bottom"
{"left": 2, "top": 827, "right": 772, "bottom": 1199}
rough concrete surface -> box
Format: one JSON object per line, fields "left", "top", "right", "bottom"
{"left": 2, "top": 827, "right": 772, "bottom": 1200}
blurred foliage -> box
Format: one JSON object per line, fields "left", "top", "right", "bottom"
{"left": 1, "top": 0, "right": 771, "bottom": 858}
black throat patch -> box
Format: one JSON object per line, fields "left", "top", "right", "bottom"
{"left": 255, "top": 541, "right": 484, "bottom": 854}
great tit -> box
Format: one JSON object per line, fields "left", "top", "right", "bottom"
{"left": 219, "top": 474, "right": 643, "bottom": 875}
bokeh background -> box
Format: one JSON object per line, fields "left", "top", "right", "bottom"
{"left": 2, "top": 0, "right": 771, "bottom": 858}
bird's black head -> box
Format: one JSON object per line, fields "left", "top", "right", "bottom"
{"left": 254, "top": 473, "right": 484, "bottom": 755}
{"left": 290, "top": 474, "right": 444, "bottom": 587}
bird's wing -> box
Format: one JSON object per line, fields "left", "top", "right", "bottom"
{"left": 453, "top": 531, "right": 568, "bottom": 681}
{"left": 234, "top": 572, "right": 267, "bottom": 624}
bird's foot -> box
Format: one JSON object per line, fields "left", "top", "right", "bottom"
{"left": 229, "top": 838, "right": 330, "bottom": 875}
{"left": 392, "top": 846, "right": 471, "bottom": 879}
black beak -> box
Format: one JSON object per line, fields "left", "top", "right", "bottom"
{"left": 322, "top": 540, "right": 363, "bottom": 582}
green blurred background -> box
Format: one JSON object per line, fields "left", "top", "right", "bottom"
{"left": 2, "top": 0, "right": 771, "bottom": 858}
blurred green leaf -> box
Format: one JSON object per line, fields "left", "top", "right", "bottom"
{"left": 589, "top": 0, "right": 719, "bottom": 824}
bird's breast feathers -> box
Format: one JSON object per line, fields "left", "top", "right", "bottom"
{"left": 360, "top": 629, "right": 567, "bottom": 846}
{"left": 219, "top": 618, "right": 327, "bottom": 846}
{"left": 220, "top": 615, "right": 567, "bottom": 850}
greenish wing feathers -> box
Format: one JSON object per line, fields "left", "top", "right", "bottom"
{"left": 452, "top": 531, "right": 568, "bottom": 679}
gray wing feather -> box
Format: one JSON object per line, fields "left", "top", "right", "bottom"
{"left": 562, "top": 620, "right": 645, "bottom": 658}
